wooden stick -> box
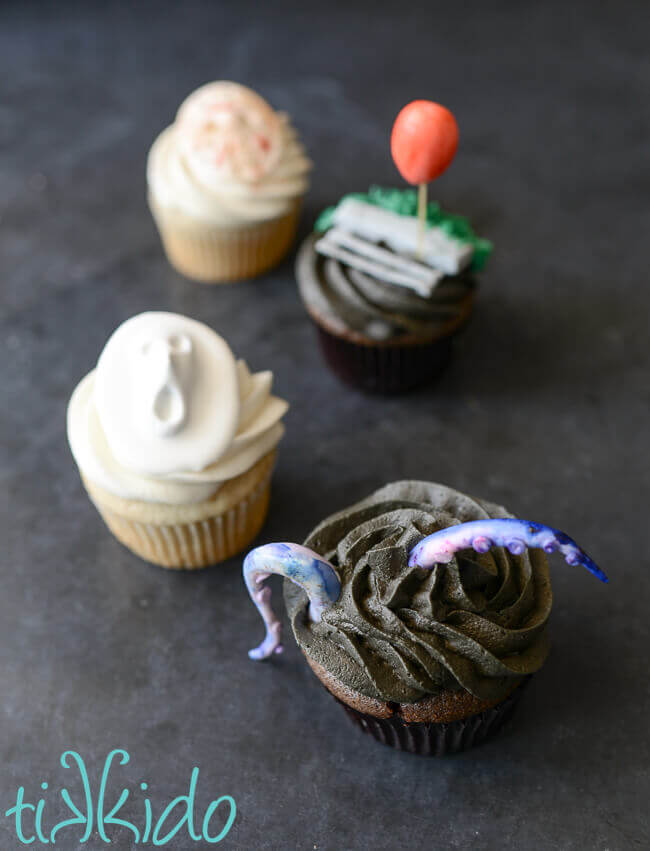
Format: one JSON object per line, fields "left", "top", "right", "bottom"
{"left": 417, "top": 182, "right": 428, "bottom": 259}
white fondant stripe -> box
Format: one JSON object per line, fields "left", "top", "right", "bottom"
{"left": 331, "top": 198, "right": 473, "bottom": 275}
{"left": 315, "top": 237, "right": 440, "bottom": 298}
{"left": 319, "top": 227, "right": 444, "bottom": 296}
{"left": 325, "top": 227, "right": 438, "bottom": 282}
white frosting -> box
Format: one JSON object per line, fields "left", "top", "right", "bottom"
{"left": 147, "top": 81, "right": 311, "bottom": 226}
{"left": 68, "top": 312, "right": 288, "bottom": 504}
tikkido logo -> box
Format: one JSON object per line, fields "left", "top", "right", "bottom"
{"left": 4, "top": 750, "right": 237, "bottom": 846}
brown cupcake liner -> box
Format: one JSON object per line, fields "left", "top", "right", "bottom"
{"left": 315, "top": 323, "right": 453, "bottom": 394}
{"left": 149, "top": 196, "right": 301, "bottom": 283}
{"left": 334, "top": 680, "right": 529, "bottom": 756}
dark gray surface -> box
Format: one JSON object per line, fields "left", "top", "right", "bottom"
{"left": 1, "top": 1, "right": 648, "bottom": 848}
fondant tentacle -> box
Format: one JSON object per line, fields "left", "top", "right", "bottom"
{"left": 243, "top": 543, "right": 341, "bottom": 660}
{"left": 407, "top": 519, "right": 607, "bottom": 583}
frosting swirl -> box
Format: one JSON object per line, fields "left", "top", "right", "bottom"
{"left": 284, "top": 481, "right": 552, "bottom": 704}
{"left": 147, "top": 81, "right": 311, "bottom": 226}
{"left": 296, "top": 233, "right": 475, "bottom": 341}
{"left": 67, "top": 312, "right": 288, "bottom": 504}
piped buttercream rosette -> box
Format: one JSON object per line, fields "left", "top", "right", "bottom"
{"left": 148, "top": 82, "right": 311, "bottom": 227}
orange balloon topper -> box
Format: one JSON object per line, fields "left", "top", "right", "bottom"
{"left": 391, "top": 100, "right": 459, "bottom": 257}
{"left": 391, "top": 100, "right": 459, "bottom": 184}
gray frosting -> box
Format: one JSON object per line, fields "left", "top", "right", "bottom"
{"left": 295, "top": 234, "right": 476, "bottom": 341}
{"left": 284, "top": 481, "right": 552, "bottom": 704}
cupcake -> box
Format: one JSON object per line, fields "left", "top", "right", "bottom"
{"left": 243, "top": 481, "right": 606, "bottom": 755}
{"left": 67, "top": 312, "right": 288, "bottom": 569}
{"left": 147, "top": 81, "right": 311, "bottom": 283}
{"left": 296, "top": 101, "right": 492, "bottom": 393}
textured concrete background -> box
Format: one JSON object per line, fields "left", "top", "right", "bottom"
{"left": 1, "top": 1, "right": 648, "bottom": 848}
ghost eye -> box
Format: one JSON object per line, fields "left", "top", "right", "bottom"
{"left": 167, "top": 334, "right": 191, "bottom": 354}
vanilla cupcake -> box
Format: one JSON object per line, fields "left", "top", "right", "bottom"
{"left": 67, "top": 312, "right": 288, "bottom": 568}
{"left": 147, "top": 81, "right": 311, "bottom": 283}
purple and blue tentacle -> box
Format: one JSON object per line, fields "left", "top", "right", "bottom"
{"left": 408, "top": 519, "right": 607, "bottom": 583}
{"left": 243, "top": 543, "right": 341, "bottom": 660}
{"left": 245, "top": 521, "right": 605, "bottom": 661}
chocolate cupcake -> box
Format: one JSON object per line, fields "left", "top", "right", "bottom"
{"left": 297, "top": 99, "right": 491, "bottom": 393}
{"left": 296, "top": 185, "right": 491, "bottom": 393}
{"left": 243, "top": 481, "right": 606, "bottom": 755}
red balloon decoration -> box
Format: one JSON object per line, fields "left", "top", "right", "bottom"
{"left": 391, "top": 101, "right": 459, "bottom": 185}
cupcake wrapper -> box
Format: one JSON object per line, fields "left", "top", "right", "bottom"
{"left": 94, "top": 474, "right": 271, "bottom": 569}
{"left": 315, "top": 324, "right": 453, "bottom": 394}
{"left": 150, "top": 197, "right": 301, "bottom": 283}
{"left": 335, "top": 682, "right": 528, "bottom": 756}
